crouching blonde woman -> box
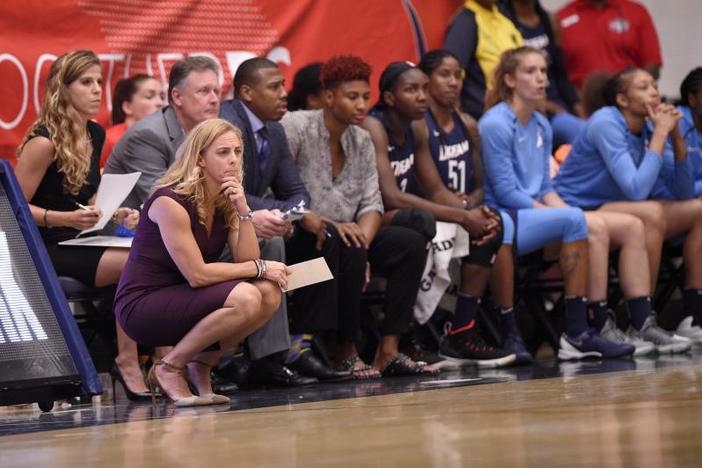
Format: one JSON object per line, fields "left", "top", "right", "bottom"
{"left": 115, "top": 118, "right": 289, "bottom": 406}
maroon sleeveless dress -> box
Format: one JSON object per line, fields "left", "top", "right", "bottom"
{"left": 115, "top": 187, "right": 242, "bottom": 347}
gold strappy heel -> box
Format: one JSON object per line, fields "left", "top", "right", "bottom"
{"left": 147, "top": 359, "right": 211, "bottom": 407}
{"left": 185, "top": 360, "right": 231, "bottom": 405}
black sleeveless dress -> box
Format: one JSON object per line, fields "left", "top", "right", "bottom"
{"left": 29, "top": 121, "right": 107, "bottom": 286}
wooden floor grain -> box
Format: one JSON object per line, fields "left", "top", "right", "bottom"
{"left": 1, "top": 364, "right": 701, "bottom": 467}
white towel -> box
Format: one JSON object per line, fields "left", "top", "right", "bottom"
{"left": 414, "top": 222, "right": 470, "bottom": 324}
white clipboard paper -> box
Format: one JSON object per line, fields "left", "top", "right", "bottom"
{"left": 283, "top": 257, "right": 334, "bottom": 292}
{"left": 78, "top": 172, "right": 141, "bottom": 236}
{"left": 59, "top": 235, "right": 133, "bottom": 248}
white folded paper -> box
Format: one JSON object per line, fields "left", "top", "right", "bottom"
{"left": 78, "top": 172, "right": 141, "bottom": 236}
{"left": 59, "top": 236, "right": 133, "bottom": 248}
{"left": 283, "top": 257, "right": 334, "bottom": 292}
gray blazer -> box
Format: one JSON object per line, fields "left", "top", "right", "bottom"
{"left": 104, "top": 106, "right": 185, "bottom": 208}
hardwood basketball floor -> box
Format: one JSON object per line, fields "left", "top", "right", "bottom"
{"left": 1, "top": 353, "right": 701, "bottom": 467}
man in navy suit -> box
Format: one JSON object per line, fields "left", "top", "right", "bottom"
{"left": 220, "top": 58, "right": 351, "bottom": 382}
{"left": 219, "top": 60, "right": 310, "bottom": 235}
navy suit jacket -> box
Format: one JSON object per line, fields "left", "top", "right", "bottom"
{"left": 219, "top": 99, "right": 310, "bottom": 212}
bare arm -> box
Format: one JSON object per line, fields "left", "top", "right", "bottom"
{"left": 356, "top": 210, "right": 382, "bottom": 247}
{"left": 149, "top": 196, "right": 258, "bottom": 288}
{"left": 228, "top": 218, "right": 260, "bottom": 263}
{"left": 15, "top": 136, "right": 101, "bottom": 230}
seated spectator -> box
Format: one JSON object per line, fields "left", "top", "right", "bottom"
{"left": 361, "top": 60, "right": 516, "bottom": 367}
{"left": 445, "top": 0, "right": 524, "bottom": 119}
{"left": 287, "top": 62, "right": 324, "bottom": 111}
{"left": 500, "top": 0, "right": 585, "bottom": 146}
{"left": 554, "top": 67, "right": 699, "bottom": 348}
{"left": 418, "top": 49, "right": 530, "bottom": 363}
{"left": 100, "top": 75, "right": 164, "bottom": 167}
{"left": 115, "top": 118, "right": 288, "bottom": 406}
{"left": 221, "top": 57, "right": 350, "bottom": 382}
{"left": 107, "top": 57, "right": 299, "bottom": 388}
{"left": 557, "top": 0, "right": 662, "bottom": 90}
{"left": 479, "top": 46, "right": 637, "bottom": 360}
{"left": 14, "top": 50, "right": 146, "bottom": 400}
{"left": 282, "top": 55, "right": 435, "bottom": 377}
{"left": 677, "top": 68, "right": 702, "bottom": 196}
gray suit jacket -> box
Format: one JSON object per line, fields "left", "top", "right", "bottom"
{"left": 104, "top": 106, "right": 185, "bottom": 208}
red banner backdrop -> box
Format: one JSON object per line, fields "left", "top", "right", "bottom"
{"left": 0, "top": 0, "right": 463, "bottom": 162}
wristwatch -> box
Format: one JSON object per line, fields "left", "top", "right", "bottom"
{"left": 238, "top": 210, "right": 255, "bottom": 221}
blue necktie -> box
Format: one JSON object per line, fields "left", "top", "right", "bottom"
{"left": 257, "top": 127, "right": 270, "bottom": 174}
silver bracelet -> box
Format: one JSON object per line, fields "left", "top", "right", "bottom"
{"left": 238, "top": 210, "right": 254, "bottom": 221}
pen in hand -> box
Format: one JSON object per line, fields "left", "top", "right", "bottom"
{"left": 74, "top": 201, "right": 91, "bottom": 211}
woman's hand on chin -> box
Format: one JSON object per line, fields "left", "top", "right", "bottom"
{"left": 220, "top": 176, "right": 249, "bottom": 214}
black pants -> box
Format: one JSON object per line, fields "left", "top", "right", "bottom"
{"left": 286, "top": 223, "right": 427, "bottom": 339}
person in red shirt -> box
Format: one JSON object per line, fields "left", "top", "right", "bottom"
{"left": 557, "top": 0, "right": 662, "bottom": 90}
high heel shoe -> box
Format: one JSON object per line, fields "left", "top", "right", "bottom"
{"left": 147, "top": 359, "right": 211, "bottom": 407}
{"left": 185, "top": 360, "right": 231, "bottom": 406}
{"left": 110, "top": 361, "right": 151, "bottom": 402}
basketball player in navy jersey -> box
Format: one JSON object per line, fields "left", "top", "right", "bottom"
{"left": 362, "top": 61, "right": 516, "bottom": 367}
{"left": 417, "top": 49, "right": 531, "bottom": 363}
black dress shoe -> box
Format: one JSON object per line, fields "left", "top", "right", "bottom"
{"left": 287, "top": 352, "right": 352, "bottom": 381}
{"left": 246, "top": 358, "right": 317, "bottom": 387}
{"left": 211, "top": 373, "right": 239, "bottom": 394}
{"left": 213, "top": 353, "right": 251, "bottom": 387}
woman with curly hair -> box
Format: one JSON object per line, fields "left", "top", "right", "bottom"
{"left": 115, "top": 118, "right": 288, "bottom": 406}
{"left": 15, "top": 50, "right": 146, "bottom": 398}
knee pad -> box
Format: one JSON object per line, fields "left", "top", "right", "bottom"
{"left": 462, "top": 216, "right": 504, "bottom": 267}
{"left": 390, "top": 208, "right": 436, "bottom": 242}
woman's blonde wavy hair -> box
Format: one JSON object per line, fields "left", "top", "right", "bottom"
{"left": 155, "top": 118, "right": 243, "bottom": 229}
{"left": 484, "top": 46, "right": 545, "bottom": 110}
{"left": 18, "top": 49, "right": 101, "bottom": 195}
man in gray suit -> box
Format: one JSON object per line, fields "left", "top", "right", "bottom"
{"left": 105, "top": 56, "right": 309, "bottom": 386}
{"left": 105, "top": 57, "right": 219, "bottom": 209}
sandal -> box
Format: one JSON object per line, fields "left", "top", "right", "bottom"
{"left": 334, "top": 355, "right": 380, "bottom": 380}
{"left": 380, "top": 353, "right": 438, "bottom": 377}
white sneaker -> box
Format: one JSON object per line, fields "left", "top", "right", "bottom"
{"left": 629, "top": 314, "right": 692, "bottom": 354}
{"left": 675, "top": 316, "right": 702, "bottom": 344}
{"left": 600, "top": 314, "right": 656, "bottom": 356}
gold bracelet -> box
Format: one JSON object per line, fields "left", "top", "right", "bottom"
{"left": 43, "top": 209, "right": 50, "bottom": 228}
